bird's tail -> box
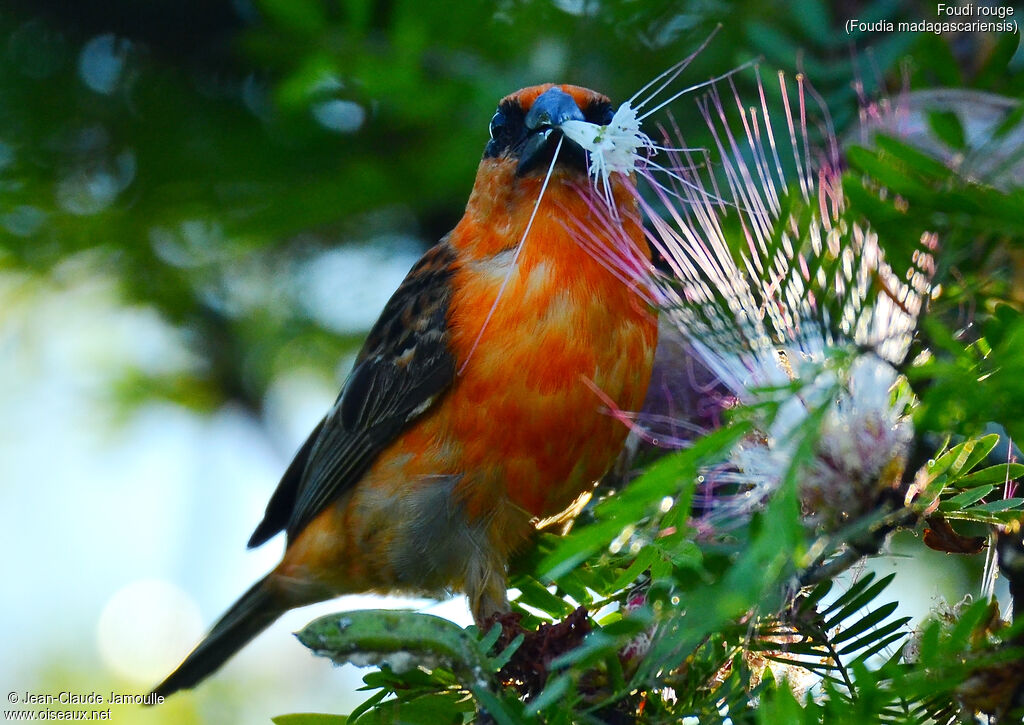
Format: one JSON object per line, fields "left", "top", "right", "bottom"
{"left": 150, "top": 575, "right": 284, "bottom": 700}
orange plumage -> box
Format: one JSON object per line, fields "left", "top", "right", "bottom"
{"left": 153, "top": 83, "right": 657, "bottom": 698}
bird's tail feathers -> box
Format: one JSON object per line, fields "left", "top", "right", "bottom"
{"left": 149, "top": 575, "right": 284, "bottom": 701}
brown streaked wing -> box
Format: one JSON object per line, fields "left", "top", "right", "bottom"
{"left": 247, "top": 241, "right": 458, "bottom": 547}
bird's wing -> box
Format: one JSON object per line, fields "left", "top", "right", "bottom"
{"left": 247, "top": 241, "right": 458, "bottom": 547}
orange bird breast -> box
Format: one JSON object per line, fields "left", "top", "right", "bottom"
{"left": 446, "top": 167, "right": 656, "bottom": 522}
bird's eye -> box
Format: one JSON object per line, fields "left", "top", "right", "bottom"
{"left": 482, "top": 103, "right": 524, "bottom": 159}
{"left": 587, "top": 102, "right": 615, "bottom": 126}
{"left": 489, "top": 111, "right": 505, "bottom": 140}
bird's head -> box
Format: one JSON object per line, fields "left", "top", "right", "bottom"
{"left": 484, "top": 84, "right": 614, "bottom": 177}
{"left": 457, "top": 84, "right": 644, "bottom": 262}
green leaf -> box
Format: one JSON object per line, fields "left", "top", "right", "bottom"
{"left": 295, "top": 610, "right": 492, "bottom": 680}
{"left": 830, "top": 601, "right": 899, "bottom": 645}
{"left": 823, "top": 573, "right": 895, "bottom": 629}
{"left": 273, "top": 715, "right": 348, "bottom": 725}
{"left": 954, "top": 463, "right": 1024, "bottom": 488}
{"left": 471, "top": 688, "right": 522, "bottom": 725}
{"left": 976, "top": 30, "right": 1022, "bottom": 88}
{"left": 798, "top": 580, "right": 833, "bottom": 614}
{"left": 819, "top": 572, "right": 878, "bottom": 618}
{"left": 513, "top": 577, "right": 577, "bottom": 618}
{"left": 836, "top": 617, "right": 912, "bottom": 656}
{"left": 538, "top": 425, "right": 745, "bottom": 582}
{"left": 525, "top": 673, "right": 572, "bottom": 716}
{"left": 939, "top": 484, "right": 995, "bottom": 510}
{"left": 874, "top": 135, "right": 958, "bottom": 181}
{"left": 358, "top": 694, "right": 466, "bottom": 725}
{"left": 610, "top": 545, "right": 659, "bottom": 591}
{"left": 758, "top": 681, "right": 810, "bottom": 724}
{"left": 845, "top": 145, "right": 929, "bottom": 197}
{"left": 476, "top": 621, "right": 503, "bottom": 654}
{"left": 489, "top": 633, "right": 523, "bottom": 672}
{"left": 993, "top": 105, "right": 1024, "bottom": 140}
{"left": 968, "top": 497, "right": 1024, "bottom": 513}
{"left": 536, "top": 518, "right": 623, "bottom": 581}
{"left": 346, "top": 690, "right": 387, "bottom": 723}
{"left": 927, "top": 110, "right": 965, "bottom": 150}
{"left": 944, "top": 509, "right": 1019, "bottom": 525}
{"left": 257, "top": 0, "right": 327, "bottom": 35}
{"left": 949, "top": 434, "right": 1001, "bottom": 482}
{"left": 790, "top": 0, "right": 831, "bottom": 45}
{"left": 548, "top": 630, "right": 619, "bottom": 671}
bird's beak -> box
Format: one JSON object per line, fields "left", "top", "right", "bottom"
{"left": 517, "top": 87, "right": 588, "bottom": 176}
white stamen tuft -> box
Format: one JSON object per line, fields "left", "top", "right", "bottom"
{"left": 561, "top": 102, "right": 655, "bottom": 176}
{"left": 620, "top": 67, "right": 935, "bottom": 530}
{"left": 561, "top": 101, "right": 656, "bottom": 212}
{"left": 560, "top": 52, "right": 934, "bottom": 534}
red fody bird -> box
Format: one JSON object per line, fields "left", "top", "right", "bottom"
{"left": 153, "top": 84, "right": 657, "bottom": 698}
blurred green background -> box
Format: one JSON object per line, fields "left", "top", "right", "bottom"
{"left": 0, "top": 0, "right": 1019, "bottom": 722}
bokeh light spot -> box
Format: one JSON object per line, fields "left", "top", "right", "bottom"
{"left": 96, "top": 578, "right": 203, "bottom": 683}
{"left": 311, "top": 100, "right": 366, "bottom": 133}
{"left": 79, "top": 34, "right": 130, "bottom": 95}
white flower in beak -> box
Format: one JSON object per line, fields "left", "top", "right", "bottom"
{"left": 561, "top": 101, "right": 656, "bottom": 201}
